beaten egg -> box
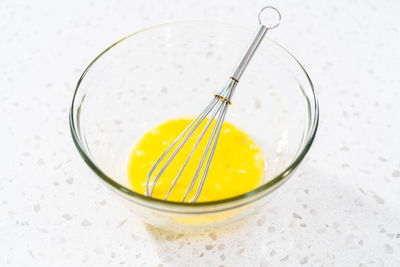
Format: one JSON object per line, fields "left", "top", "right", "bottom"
{"left": 128, "top": 118, "right": 265, "bottom": 202}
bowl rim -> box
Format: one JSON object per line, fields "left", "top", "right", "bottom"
{"left": 69, "top": 20, "right": 319, "bottom": 211}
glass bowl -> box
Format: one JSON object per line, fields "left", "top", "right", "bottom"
{"left": 69, "top": 21, "right": 318, "bottom": 233}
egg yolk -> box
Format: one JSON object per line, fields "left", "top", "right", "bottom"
{"left": 128, "top": 118, "right": 265, "bottom": 202}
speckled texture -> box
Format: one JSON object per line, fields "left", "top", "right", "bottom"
{"left": 1, "top": 0, "right": 400, "bottom": 266}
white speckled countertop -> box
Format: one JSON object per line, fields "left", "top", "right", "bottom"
{"left": 1, "top": 0, "right": 400, "bottom": 266}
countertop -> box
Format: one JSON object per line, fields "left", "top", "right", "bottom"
{"left": 1, "top": 0, "right": 400, "bottom": 266}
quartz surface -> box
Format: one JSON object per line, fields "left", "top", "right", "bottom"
{"left": 1, "top": 0, "right": 400, "bottom": 266}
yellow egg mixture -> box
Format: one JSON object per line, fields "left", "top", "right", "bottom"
{"left": 128, "top": 118, "right": 265, "bottom": 202}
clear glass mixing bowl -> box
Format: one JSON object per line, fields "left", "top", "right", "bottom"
{"left": 70, "top": 21, "right": 318, "bottom": 233}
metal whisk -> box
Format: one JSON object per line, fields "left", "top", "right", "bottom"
{"left": 146, "top": 6, "right": 281, "bottom": 203}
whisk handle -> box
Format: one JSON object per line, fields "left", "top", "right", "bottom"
{"left": 231, "top": 24, "right": 268, "bottom": 81}
{"left": 231, "top": 6, "right": 281, "bottom": 81}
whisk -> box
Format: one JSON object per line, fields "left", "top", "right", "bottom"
{"left": 146, "top": 6, "right": 281, "bottom": 203}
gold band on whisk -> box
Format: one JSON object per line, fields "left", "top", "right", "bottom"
{"left": 214, "top": 94, "right": 232, "bottom": 105}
